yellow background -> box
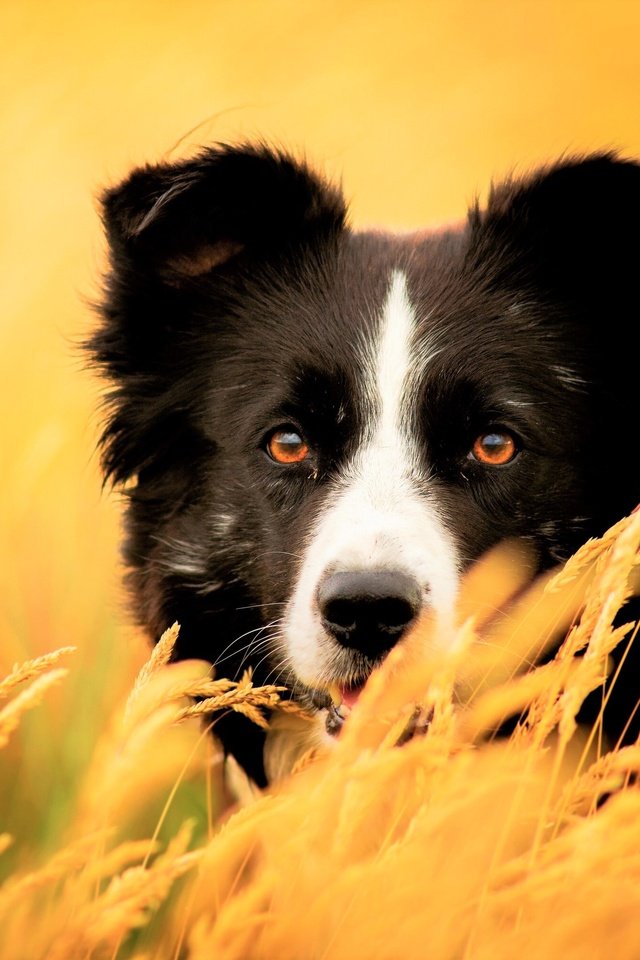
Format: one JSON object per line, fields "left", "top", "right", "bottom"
{"left": 1, "top": 0, "right": 640, "bottom": 842}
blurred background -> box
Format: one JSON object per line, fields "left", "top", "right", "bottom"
{"left": 2, "top": 0, "right": 640, "bottom": 864}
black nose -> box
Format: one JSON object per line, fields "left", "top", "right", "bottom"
{"left": 317, "top": 569, "right": 422, "bottom": 658}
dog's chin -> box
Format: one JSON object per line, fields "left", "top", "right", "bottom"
{"left": 264, "top": 677, "right": 368, "bottom": 783}
{"left": 263, "top": 709, "right": 333, "bottom": 783}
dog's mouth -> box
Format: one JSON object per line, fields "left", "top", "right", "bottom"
{"left": 308, "top": 678, "right": 432, "bottom": 745}
{"left": 336, "top": 682, "right": 365, "bottom": 711}
{"left": 302, "top": 680, "right": 368, "bottom": 737}
{"left": 325, "top": 682, "right": 368, "bottom": 736}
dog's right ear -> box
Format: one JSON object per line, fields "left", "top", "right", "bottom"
{"left": 90, "top": 145, "right": 346, "bottom": 486}
{"left": 101, "top": 143, "right": 347, "bottom": 281}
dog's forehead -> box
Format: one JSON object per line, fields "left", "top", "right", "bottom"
{"left": 283, "top": 226, "right": 533, "bottom": 377}
{"left": 326, "top": 226, "right": 472, "bottom": 335}
{"left": 341, "top": 228, "right": 566, "bottom": 375}
{"left": 234, "top": 226, "right": 472, "bottom": 362}
{"left": 209, "top": 222, "right": 561, "bottom": 424}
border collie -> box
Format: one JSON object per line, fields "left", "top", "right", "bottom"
{"left": 89, "top": 144, "right": 640, "bottom": 784}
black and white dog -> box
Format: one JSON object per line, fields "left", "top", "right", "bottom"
{"left": 90, "top": 144, "right": 640, "bottom": 784}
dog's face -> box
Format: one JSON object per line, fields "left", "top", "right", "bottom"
{"left": 91, "top": 146, "right": 640, "bottom": 780}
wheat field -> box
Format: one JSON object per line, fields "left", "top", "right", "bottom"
{"left": 3, "top": 2, "right": 640, "bottom": 956}
{"left": 1, "top": 512, "right": 640, "bottom": 958}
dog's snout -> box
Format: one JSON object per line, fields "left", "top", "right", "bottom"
{"left": 317, "top": 569, "right": 422, "bottom": 657}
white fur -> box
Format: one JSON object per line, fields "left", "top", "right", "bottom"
{"left": 284, "top": 270, "right": 460, "bottom": 686}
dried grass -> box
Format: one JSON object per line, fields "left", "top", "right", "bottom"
{"left": 1, "top": 513, "right": 640, "bottom": 958}
{"left": 0, "top": 667, "right": 69, "bottom": 749}
{"left": 0, "top": 646, "right": 76, "bottom": 701}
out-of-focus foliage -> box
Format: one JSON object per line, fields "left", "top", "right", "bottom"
{"left": 0, "top": 513, "right": 639, "bottom": 958}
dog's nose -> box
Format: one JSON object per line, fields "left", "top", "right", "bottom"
{"left": 317, "top": 569, "right": 422, "bottom": 658}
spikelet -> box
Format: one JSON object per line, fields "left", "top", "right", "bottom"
{"left": 519, "top": 507, "right": 640, "bottom": 749}
{"left": 78, "top": 825, "right": 198, "bottom": 950}
{"left": 546, "top": 512, "right": 638, "bottom": 591}
{"left": 554, "top": 743, "right": 640, "bottom": 819}
{"left": 457, "top": 657, "right": 581, "bottom": 743}
{"left": 0, "top": 646, "right": 75, "bottom": 700}
{"left": 75, "top": 626, "right": 215, "bottom": 832}
{"left": 0, "top": 830, "right": 110, "bottom": 915}
{"left": 474, "top": 791, "right": 640, "bottom": 960}
{"left": 124, "top": 621, "right": 180, "bottom": 719}
{"left": 74, "top": 689, "right": 198, "bottom": 834}
{"left": 557, "top": 510, "right": 640, "bottom": 743}
{"left": 75, "top": 631, "right": 299, "bottom": 833}
{"left": 44, "top": 824, "right": 199, "bottom": 960}
{"left": 0, "top": 668, "right": 68, "bottom": 749}
{"left": 176, "top": 669, "right": 288, "bottom": 729}
{"left": 455, "top": 560, "right": 593, "bottom": 705}
{"left": 0, "top": 834, "right": 12, "bottom": 856}
{"left": 0, "top": 646, "right": 74, "bottom": 750}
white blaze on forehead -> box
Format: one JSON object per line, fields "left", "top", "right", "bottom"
{"left": 284, "top": 269, "right": 460, "bottom": 685}
{"left": 373, "top": 269, "right": 415, "bottom": 455}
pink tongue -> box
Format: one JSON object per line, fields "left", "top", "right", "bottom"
{"left": 339, "top": 685, "right": 363, "bottom": 710}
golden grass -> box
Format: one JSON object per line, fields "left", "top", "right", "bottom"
{"left": 0, "top": 647, "right": 76, "bottom": 701}
{"left": 0, "top": 668, "right": 70, "bottom": 750}
{"left": 4, "top": 5, "right": 640, "bottom": 955}
{"left": 1, "top": 513, "right": 640, "bottom": 958}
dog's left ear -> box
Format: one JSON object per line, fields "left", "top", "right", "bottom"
{"left": 470, "top": 152, "right": 640, "bottom": 311}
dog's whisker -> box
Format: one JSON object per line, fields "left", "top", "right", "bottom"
{"left": 252, "top": 550, "right": 304, "bottom": 561}
{"left": 212, "top": 620, "right": 280, "bottom": 670}
{"left": 237, "top": 631, "right": 284, "bottom": 674}
{"left": 213, "top": 621, "right": 285, "bottom": 675}
{"left": 235, "top": 601, "right": 286, "bottom": 611}
{"left": 250, "top": 642, "right": 288, "bottom": 682}
{"left": 212, "top": 638, "right": 271, "bottom": 672}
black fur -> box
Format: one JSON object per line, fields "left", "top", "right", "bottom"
{"left": 89, "top": 144, "right": 640, "bottom": 784}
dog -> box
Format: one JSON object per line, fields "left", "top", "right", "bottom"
{"left": 89, "top": 143, "right": 640, "bottom": 784}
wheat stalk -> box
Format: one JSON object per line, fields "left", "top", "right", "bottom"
{"left": 125, "top": 621, "right": 180, "bottom": 719}
{"left": 176, "top": 671, "right": 289, "bottom": 729}
{"left": 519, "top": 509, "right": 640, "bottom": 748}
{"left": 555, "top": 743, "right": 640, "bottom": 818}
{"left": 0, "top": 830, "right": 110, "bottom": 912}
{"left": 0, "top": 668, "right": 68, "bottom": 749}
{"left": 47, "top": 822, "right": 200, "bottom": 960}
{"left": 0, "top": 647, "right": 75, "bottom": 701}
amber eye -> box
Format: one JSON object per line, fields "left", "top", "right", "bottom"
{"left": 266, "top": 428, "right": 310, "bottom": 464}
{"left": 470, "top": 430, "right": 519, "bottom": 466}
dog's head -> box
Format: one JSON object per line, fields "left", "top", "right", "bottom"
{"left": 91, "top": 145, "right": 640, "bottom": 775}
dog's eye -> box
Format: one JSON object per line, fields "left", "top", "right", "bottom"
{"left": 266, "top": 428, "right": 310, "bottom": 465}
{"left": 469, "top": 429, "right": 519, "bottom": 466}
